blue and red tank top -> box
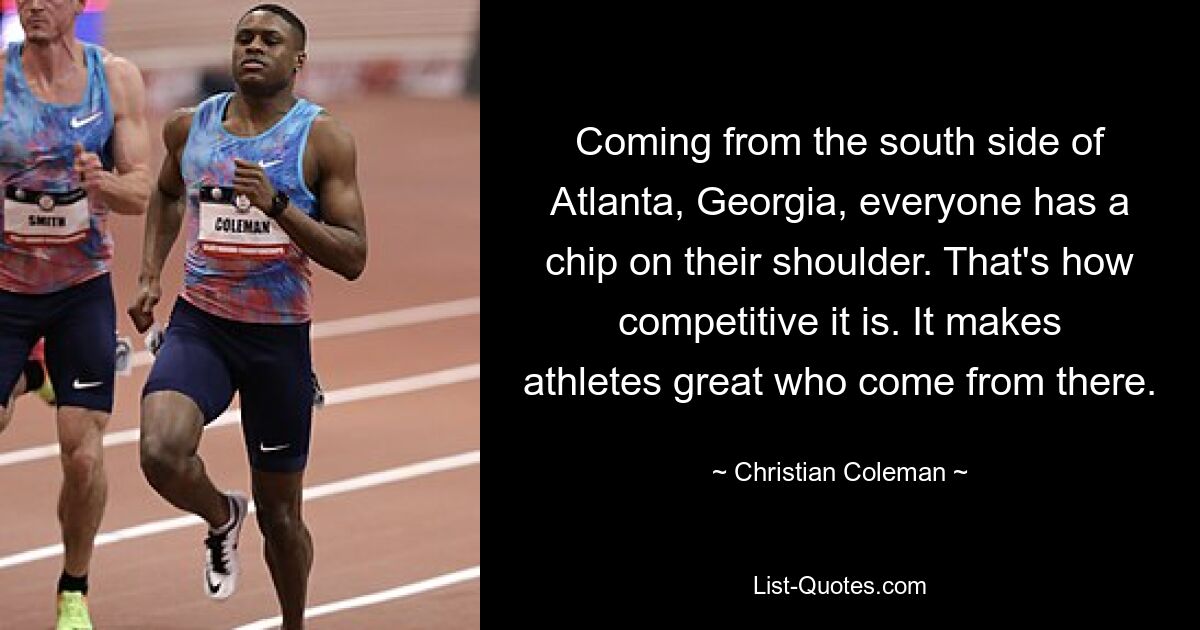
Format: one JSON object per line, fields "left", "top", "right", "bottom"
{"left": 0, "top": 42, "right": 115, "bottom": 294}
{"left": 180, "top": 92, "right": 323, "bottom": 324}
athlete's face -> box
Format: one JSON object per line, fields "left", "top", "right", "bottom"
{"left": 17, "top": 0, "right": 84, "bottom": 44}
{"left": 232, "top": 11, "right": 306, "bottom": 97}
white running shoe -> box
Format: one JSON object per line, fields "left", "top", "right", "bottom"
{"left": 203, "top": 492, "right": 249, "bottom": 600}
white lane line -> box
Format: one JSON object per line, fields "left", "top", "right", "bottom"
{"left": 130, "top": 296, "right": 480, "bottom": 367}
{"left": 232, "top": 566, "right": 481, "bottom": 630}
{"left": 0, "top": 450, "right": 480, "bottom": 570}
{"left": 0, "top": 363, "right": 480, "bottom": 468}
{"left": 311, "top": 297, "right": 480, "bottom": 339}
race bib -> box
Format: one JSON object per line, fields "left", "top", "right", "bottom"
{"left": 197, "top": 185, "right": 291, "bottom": 259}
{"left": 3, "top": 186, "right": 90, "bottom": 246}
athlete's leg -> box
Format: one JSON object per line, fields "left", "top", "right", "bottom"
{"left": 140, "top": 299, "right": 249, "bottom": 601}
{"left": 139, "top": 300, "right": 237, "bottom": 528}
{"left": 252, "top": 469, "right": 312, "bottom": 629}
{"left": 139, "top": 391, "right": 230, "bottom": 526}
{"left": 240, "top": 318, "right": 314, "bottom": 626}
{"left": 44, "top": 275, "right": 118, "bottom": 591}
{"left": 54, "top": 406, "right": 109, "bottom": 576}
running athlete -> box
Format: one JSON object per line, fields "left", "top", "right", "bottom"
{"left": 130, "top": 5, "right": 367, "bottom": 628}
{"left": 0, "top": 1, "right": 152, "bottom": 628}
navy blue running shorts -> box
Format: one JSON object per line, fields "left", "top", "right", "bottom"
{"left": 143, "top": 298, "right": 314, "bottom": 473}
{"left": 0, "top": 273, "right": 116, "bottom": 412}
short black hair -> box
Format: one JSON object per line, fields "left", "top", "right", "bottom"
{"left": 242, "top": 3, "right": 307, "bottom": 49}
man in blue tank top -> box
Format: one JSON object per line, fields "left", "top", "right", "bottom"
{"left": 129, "top": 5, "right": 368, "bottom": 628}
{"left": 0, "top": 1, "right": 152, "bottom": 628}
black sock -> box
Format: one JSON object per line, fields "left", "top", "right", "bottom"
{"left": 58, "top": 571, "right": 88, "bottom": 595}
{"left": 22, "top": 360, "right": 45, "bottom": 392}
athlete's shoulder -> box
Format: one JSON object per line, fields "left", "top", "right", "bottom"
{"left": 92, "top": 45, "right": 128, "bottom": 70}
{"left": 95, "top": 46, "right": 145, "bottom": 97}
{"left": 307, "top": 111, "right": 358, "bottom": 184}
{"left": 99, "top": 51, "right": 141, "bottom": 79}
{"left": 165, "top": 91, "right": 230, "bottom": 136}
{"left": 163, "top": 106, "right": 198, "bottom": 150}
{"left": 309, "top": 110, "right": 357, "bottom": 156}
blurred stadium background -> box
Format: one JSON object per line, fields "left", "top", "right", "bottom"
{"left": 1, "top": 1, "right": 480, "bottom": 628}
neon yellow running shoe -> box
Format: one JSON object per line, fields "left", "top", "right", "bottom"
{"left": 56, "top": 591, "right": 92, "bottom": 630}
{"left": 36, "top": 373, "right": 56, "bottom": 406}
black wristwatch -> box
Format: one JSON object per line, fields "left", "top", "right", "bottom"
{"left": 266, "top": 190, "right": 289, "bottom": 218}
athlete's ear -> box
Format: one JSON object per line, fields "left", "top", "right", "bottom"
{"left": 295, "top": 51, "right": 307, "bottom": 74}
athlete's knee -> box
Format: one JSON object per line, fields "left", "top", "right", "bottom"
{"left": 255, "top": 499, "right": 305, "bottom": 541}
{"left": 60, "top": 439, "right": 104, "bottom": 486}
{"left": 139, "top": 433, "right": 188, "bottom": 484}
{"left": 139, "top": 418, "right": 193, "bottom": 484}
{"left": 139, "top": 393, "right": 202, "bottom": 483}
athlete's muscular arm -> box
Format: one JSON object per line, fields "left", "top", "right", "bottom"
{"left": 128, "top": 109, "right": 192, "bottom": 332}
{"left": 74, "top": 55, "right": 152, "bottom": 216}
{"left": 233, "top": 114, "right": 367, "bottom": 280}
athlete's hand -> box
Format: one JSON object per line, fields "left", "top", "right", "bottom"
{"left": 128, "top": 276, "right": 161, "bottom": 333}
{"left": 74, "top": 143, "right": 107, "bottom": 199}
{"left": 232, "top": 158, "right": 276, "bottom": 212}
